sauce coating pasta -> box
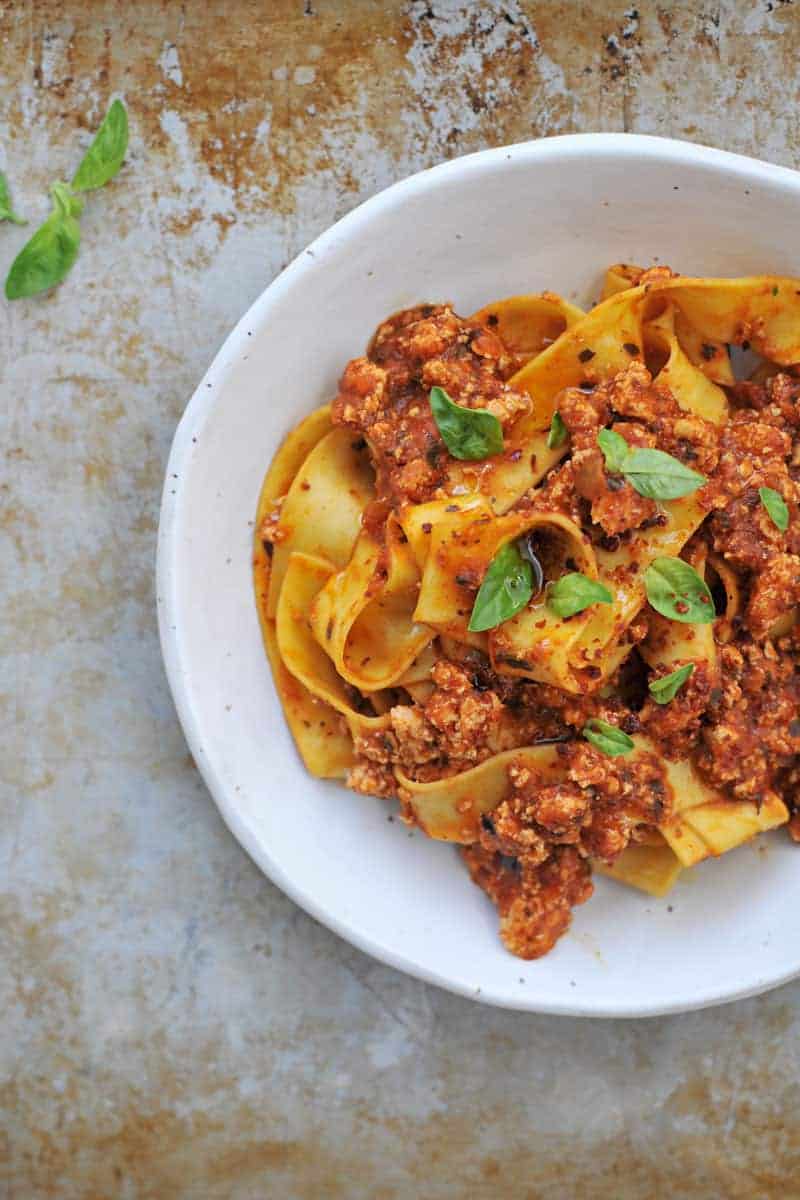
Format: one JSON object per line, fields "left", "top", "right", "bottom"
{"left": 255, "top": 265, "right": 800, "bottom": 960}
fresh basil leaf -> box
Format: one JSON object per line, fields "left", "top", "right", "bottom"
{"left": 468, "top": 540, "right": 533, "bottom": 632}
{"left": 547, "top": 410, "right": 568, "bottom": 449}
{"left": 5, "top": 181, "right": 83, "bottom": 300}
{"left": 0, "top": 170, "right": 26, "bottom": 225}
{"left": 598, "top": 428, "right": 706, "bottom": 499}
{"left": 429, "top": 386, "right": 504, "bottom": 461}
{"left": 582, "top": 718, "right": 634, "bottom": 757}
{"left": 759, "top": 485, "right": 789, "bottom": 532}
{"left": 644, "top": 557, "right": 715, "bottom": 624}
{"left": 648, "top": 662, "right": 695, "bottom": 705}
{"left": 619, "top": 448, "right": 706, "bottom": 500}
{"left": 547, "top": 572, "right": 613, "bottom": 618}
{"left": 72, "top": 98, "right": 129, "bottom": 192}
{"left": 597, "top": 427, "right": 630, "bottom": 474}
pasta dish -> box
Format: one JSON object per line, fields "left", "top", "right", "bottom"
{"left": 254, "top": 264, "right": 800, "bottom": 959}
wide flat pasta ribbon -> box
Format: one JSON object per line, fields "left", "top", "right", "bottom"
{"left": 493, "top": 495, "right": 706, "bottom": 692}
{"left": 659, "top": 761, "right": 789, "bottom": 868}
{"left": 267, "top": 426, "right": 374, "bottom": 617}
{"left": 594, "top": 841, "right": 683, "bottom": 898}
{"left": 262, "top": 613, "right": 354, "bottom": 779}
{"left": 644, "top": 304, "right": 729, "bottom": 425}
{"left": 665, "top": 276, "right": 800, "bottom": 362}
{"left": 627, "top": 736, "right": 789, "bottom": 869}
{"left": 276, "top": 550, "right": 391, "bottom": 738}
{"left": 257, "top": 403, "right": 333, "bottom": 511}
{"left": 396, "top": 744, "right": 567, "bottom": 842}
{"left": 253, "top": 414, "right": 369, "bottom": 777}
{"left": 601, "top": 263, "right": 733, "bottom": 384}
{"left": 705, "top": 552, "right": 741, "bottom": 645}
{"left": 510, "top": 287, "right": 647, "bottom": 433}
{"left": 470, "top": 293, "right": 585, "bottom": 365}
{"left": 309, "top": 520, "right": 435, "bottom": 691}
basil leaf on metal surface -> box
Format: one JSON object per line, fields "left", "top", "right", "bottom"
{"left": 597, "top": 427, "right": 630, "bottom": 474}
{"left": 547, "top": 410, "right": 568, "bottom": 449}
{"left": 0, "top": 171, "right": 25, "bottom": 225}
{"left": 582, "top": 718, "right": 634, "bottom": 757}
{"left": 619, "top": 448, "right": 706, "bottom": 500}
{"left": 429, "top": 386, "right": 504, "bottom": 461}
{"left": 648, "top": 662, "right": 695, "bottom": 705}
{"left": 759, "top": 485, "right": 789, "bottom": 532}
{"left": 547, "top": 572, "right": 613, "bottom": 618}
{"left": 468, "top": 540, "right": 533, "bottom": 632}
{"left": 5, "top": 182, "right": 83, "bottom": 300}
{"left": 72, "top": 99, "right": 129, "bottom": 192}
{"left": 644, "top": 557, "right": 715, "bottom": 624}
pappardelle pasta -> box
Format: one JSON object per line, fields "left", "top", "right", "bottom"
{"left": 255, "top": 265, "right": 800, "bottom": 960}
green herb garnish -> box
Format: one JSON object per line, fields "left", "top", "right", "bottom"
{"left": 648, "top": 662, "right": 695, "bottom": 704}
{"left": 5, "top": 182, "right": 83, "bottom": 300}
{"left": 582, "top": 718, "right": 634, "bottom": 757}
{"left": 72, "top": 98, "right": 129, "bottom": 192}
{"left": 597, "top": 427, "right": 630, "bottom": 474}
{"left": 547, "top": 572, "right": 613, "bottom": 618}
{"left": 0, "top": 171, "right": 26, "bottom": 225}
{"left": 644, "top": 557, "right": 715, "bottom": 624}
{"left": 468, "top": 540, "right": 533, "bottom": 632}
{"left": 598, "top": 428, "right": 706, "bottom": 500}
{"left": 547, "top": 410, "right": 568, "bottom": 449}
{"left": 429, "top": 386, "right": 504, "bottom": 461}
{"left": 759, "top": 486, "right": 789, "bottom": 533}
{"left": 5, "top": 99, "right": 128, "bottom": 300}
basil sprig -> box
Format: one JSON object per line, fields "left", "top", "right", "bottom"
{"left": 644, "top": 557, "right": 715, "bottom": 624}
{"left": 429, "top": 386, "right": 504, "bottom": 461}
{"left": 5, "top": 99, "right": 128, "bottom": 301}
{"left": 598, "top": 428, "right": 706, "bottom": 500}
{"left": 72, "top": 98, "right": 129, "bottom": 192}
{"left": 5, "top": 182, "right": 83, "bottom": 300}
{"left": 759, "top": 486, "right": 789, "bottom": 532}
{"left": 648, "top": 662, "right": 695, "bottom": 704}
{"left": 547, "top": 410, "right": 568, "bottom": 449}
{"left": 582, "top": 718, "right": 634, "bottom": 757}
{"left": 547, "top": 572, "right": 613, "bottom": 618}
{"left": 468, "top": 540, "right": 533, "bottom": 632}
{"left": 0, "top": 171, "right": 25, "bottom": 225}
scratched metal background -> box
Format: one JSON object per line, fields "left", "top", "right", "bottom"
{"left": 2, "top": 1, "right": 800, "bottom": 1197}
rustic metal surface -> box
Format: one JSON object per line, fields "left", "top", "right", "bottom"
{"left": 3, "top": 1, "right": 800, "bottom": 1196}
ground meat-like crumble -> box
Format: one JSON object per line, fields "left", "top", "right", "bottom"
{"left": 271, "top": 301, "right": 800, "bottom": 960}
{"left": 460, "top": 739, "right": 672, "bottom": 958}
{"left": 696, "top": 637, "right": 800, "bottom": 803}
{"left": 331, "top": 304, "right": 531, "bottom": 505}
{"left": 640, "top": 660, "right": 714, "bottom": 758}
{"left": 559, "top": 362, "right": 723, "bottom": 536}
{"left": 462, "top": 843, "right": 593, "bottom": 959}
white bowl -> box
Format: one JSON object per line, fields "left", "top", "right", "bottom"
{"left": 158, "top": 133, "right": 800, "bottom": 1016}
